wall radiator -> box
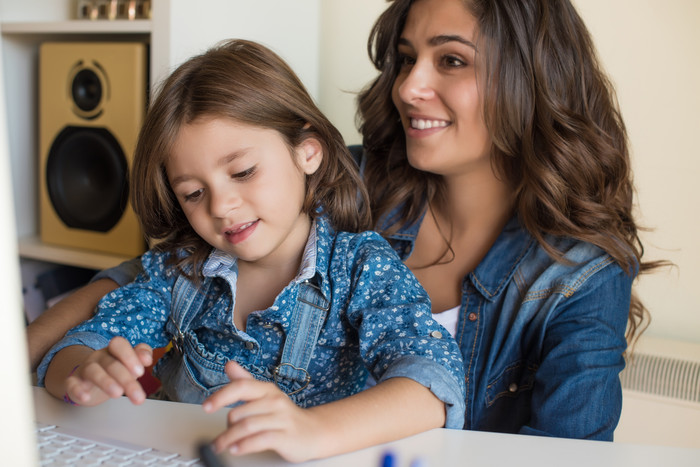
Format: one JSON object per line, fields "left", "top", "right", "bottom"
{"left": 620, "top": 352, "right": 700, "bottom": 404}
{"left": 614, "top": 336, "right": 700, "bottom": 448}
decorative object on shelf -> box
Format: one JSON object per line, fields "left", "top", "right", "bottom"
{"left": 76, "top": 0, "right": 151, "bottom": 21}
{"left": 38, "top": 42, "right": 148, "bottom": 257}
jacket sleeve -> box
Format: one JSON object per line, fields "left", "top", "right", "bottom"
{"left": 520, "top": 261, "right": 631, "bottom": 440}
{"left": 342, "top": 231, "right": 467, "bottom": 429}
{"left": 36, "top": 250, "right": 175, "bottom": 386}
{"left": 91, "top": 257, "right": 144, "bottom": 287}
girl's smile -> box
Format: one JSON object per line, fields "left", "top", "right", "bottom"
{"left": 166, "top": 118, "right": 322, "bottom": 268}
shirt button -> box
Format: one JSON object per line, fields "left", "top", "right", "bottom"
{"left": 245, "top": 341, "right": 255, "bottom": 350}
{"left": 508, "top": 383, "right": 518, "bottom": 393}
{"left": 430, "top": 330, "right": 443, "bottom": 339}
{"left": 468, "top": 312, "right": 477, "bottom": 322}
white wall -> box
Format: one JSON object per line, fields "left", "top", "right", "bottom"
{"left": 160, "top": 0, "right": 320, "bottom": 100}
{"left": 318, "top": 1, "right": 386, "bottom": 145}
{"left": 319, "top": 0, "right": 700, "bottom": 345}
{"left": 572, "top": 0, "right": 700, "bottom": 343}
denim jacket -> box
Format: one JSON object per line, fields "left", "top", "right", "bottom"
{"left": 37, "top": 218, "right": 466, "bottom": 429}
{"left": 383, "top": 211, "right": 632, "bottom": 440}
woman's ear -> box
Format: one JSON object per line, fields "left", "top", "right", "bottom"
{"left": 295, "top": 137, "right": 323, "bottom": 175}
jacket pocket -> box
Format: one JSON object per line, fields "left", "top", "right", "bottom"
{"left": 485, "top": 360, "right": 537, "bottom": 407}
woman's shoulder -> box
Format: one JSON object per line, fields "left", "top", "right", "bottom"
{"left": 521, "top": 235, "right": 633, "bottom": 298}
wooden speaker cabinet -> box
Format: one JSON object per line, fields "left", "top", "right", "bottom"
{"left": 39, "top": 42, "right": 147, "bottom": 257}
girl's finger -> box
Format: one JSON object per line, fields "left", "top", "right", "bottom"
{"left": 224, "top": 360, "right": 254, "bottom": 380}
{"left": 134, "top": 343, "right": 154, "bottom": 368}
{"left": 212, "top": 412, "right": 284, "bottom": 454}
{"left": 70, "top": 362, "right": 123, "bottom": 402}
{"left": 203, "top": 378, "right": 270, "bottom": 413}
{"left": 224, "top": 393, "right": 290, "bottom": 425}
{"left": 203, "top": 364, "right": 274, "bottom": 413}
{"left": 108, "top": 337, "right": 146, "bottom": 377}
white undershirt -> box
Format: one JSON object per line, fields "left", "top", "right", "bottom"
{"left": 432, "top": 305, "right": 460, "bottom": 337}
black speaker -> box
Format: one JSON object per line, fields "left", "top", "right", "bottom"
{"left": 39, "top": 42, "right": 147, "bottom": 257}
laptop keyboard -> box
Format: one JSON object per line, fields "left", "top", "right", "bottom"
{"left": 36, "top": 422, "right": 203, "bottom": 466}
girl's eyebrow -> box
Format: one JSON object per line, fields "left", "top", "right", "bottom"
{"left": 398, "top": 34, "right": 477, "bottom": 52}
{"left": 170, "top": 149, "right": 250, "bottom": 187}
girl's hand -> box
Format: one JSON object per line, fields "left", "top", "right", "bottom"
{"left": 65, "top": 337, "right": 153, "bottom": 407}
{"left": 203, "top": 361, "right": 325, "bottom": 463}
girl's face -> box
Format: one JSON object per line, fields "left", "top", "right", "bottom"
{"left": 166, "top": 118, "right": 322, "bottom": 267}
{"left": 391, "top": 0, "right": 491, "bottom": 178}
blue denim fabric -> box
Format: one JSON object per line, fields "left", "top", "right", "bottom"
{"left": 382, "top": 211, "right": 632, "bottom": 440}
{"left": 37, "top": 217, "right": 466, "bottom": 429}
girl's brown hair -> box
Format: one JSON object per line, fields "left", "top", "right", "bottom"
{"left": 357, "top": 0, "right": 666, "bottom": 344}
{"left": 132, "top": 39, "right": 370, "bottom": 276}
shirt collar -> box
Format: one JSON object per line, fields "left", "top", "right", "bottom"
{"left": 201, "top": 218, "right": 324, "bottom": 286}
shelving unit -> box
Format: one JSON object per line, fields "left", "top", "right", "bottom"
{"left": 1, "top": 15, "right": 161, "bottom": 270}
{"left": 1, "top": 0, "right": 320, "bottom": 273}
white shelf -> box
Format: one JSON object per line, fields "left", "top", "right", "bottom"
{"left": 18, "top": 236, "right": 130, "bottom": 270}
{"left": 1, "top": 20, "right": 152, "bottom": 35}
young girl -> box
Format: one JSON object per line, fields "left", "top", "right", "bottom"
{"left": 38, "top": 39, "right": 465, "bottom": 462}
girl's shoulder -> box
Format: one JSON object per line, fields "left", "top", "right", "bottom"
{"left": 137, "top": 247, "right": 188, "bottom": 281}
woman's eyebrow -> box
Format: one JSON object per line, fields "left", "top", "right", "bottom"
{"left": 398, "top": 34, "right": 477, "bottom": 52}
{"left": 430, "top": 34, "right": 477, "bottom": 51}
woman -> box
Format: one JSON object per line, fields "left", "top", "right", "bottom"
{"left": 29, "top": 0, "right": 664, "bottom": 440}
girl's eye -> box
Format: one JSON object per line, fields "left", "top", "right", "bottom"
{"left": 184, "top": 189, "right": 203, "bottom": 202}
{"left": 231, "top": 166, "right": 256, "bottom": 181}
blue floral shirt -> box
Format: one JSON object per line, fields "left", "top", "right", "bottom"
{"left": 37, "top": 218, "right": 466, "bottom": 429}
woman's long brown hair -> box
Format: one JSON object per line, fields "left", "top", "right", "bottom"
{"left": 131, "top": 39, "right": 371, "bottom": 277}
{"left": 357, "top": 0, "right": 668, "bottom": 345}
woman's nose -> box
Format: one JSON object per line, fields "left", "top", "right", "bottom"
{"left": 397, "top": 60, "right": 436, "bottom": 103}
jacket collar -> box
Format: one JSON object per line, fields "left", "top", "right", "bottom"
{"left": 469, "top": 216, "right": 535, "bottom": 301}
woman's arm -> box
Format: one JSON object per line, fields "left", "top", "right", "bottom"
{"left": 522, "top": 262, "right": 631, "bottom": 440}
{"left": 26, "top": 278, "right": 119, "bottom": 371}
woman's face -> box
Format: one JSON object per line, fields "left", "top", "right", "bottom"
{"left": 391, "top": 0, "right": 491, "bottom": 178}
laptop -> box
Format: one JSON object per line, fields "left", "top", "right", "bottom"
{"left": 0, "top": 27, "right": 206, "bottom": 467}
{"left": 0, "top": 27, "right": 40, "bottom": 465}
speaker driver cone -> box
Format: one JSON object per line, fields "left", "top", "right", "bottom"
{"left": 46, "top": 126, "right": 128, "bottom": 233}
{"left": 71, "top": 68, "right": 103, "bottom": 112}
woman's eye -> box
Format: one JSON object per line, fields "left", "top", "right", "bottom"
{"left": 397, "top": 52, "right": 416, "bottom": 68}
{"left": 232, "top": 166, "right": 256, "bottom": 181}
{"left": 184, "top": 189, "right": 203, "bottom": 202}
{"left": 442, "top": 55, "right": 467, "bottom": 68}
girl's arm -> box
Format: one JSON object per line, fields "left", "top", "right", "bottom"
{"left": 27, "top": 258, "right": 143, "bottom": 371}
{"left": 203, "top": 361, "right": 445, "bottom": 463}
{"left": 26, "top": 278, "right": 119, "bottom": 371}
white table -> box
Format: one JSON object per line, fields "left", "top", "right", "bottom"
{"left": 32, "top": 387, "right": 700, "bottom": 467}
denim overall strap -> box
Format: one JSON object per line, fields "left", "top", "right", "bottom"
{"left": 168, "top": 274, "right": 210, "bottom": 353}
{"left": 273, "top": 280, "right": 329, "bottom": 395}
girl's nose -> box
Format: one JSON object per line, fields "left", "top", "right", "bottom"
{"left": 397, "top": 60, "right": 436, "bottom": 104}
{"left": 209, "top": 187, "right": 239, "bottom": 219}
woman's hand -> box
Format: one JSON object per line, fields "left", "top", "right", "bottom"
{"left": 64, "top": 337, "right": 153, "bottom": 407}
{"left": 203, "top": 361, "right": 326, "bottom": 463}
